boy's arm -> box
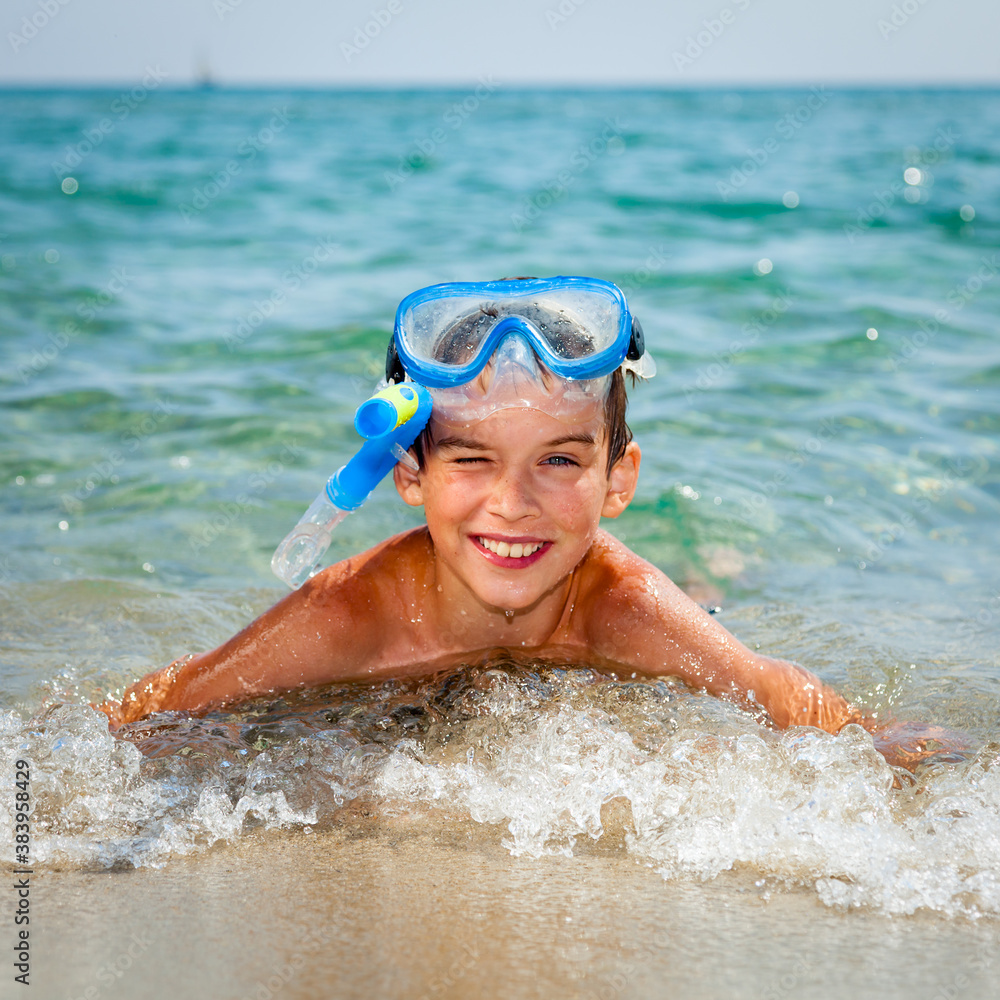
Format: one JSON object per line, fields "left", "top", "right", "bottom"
{"left": 583, "top": 541, "right": 977, "bottom": 767}
{"left": 583, "top": 540, "right": 862, "bottom": 733}
{"left": 105, "top": 564, "right": 382, "bottom": 725}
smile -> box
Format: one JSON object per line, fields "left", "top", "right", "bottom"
{"left": 477, "top": 537, "right": 545, "bottom": 559}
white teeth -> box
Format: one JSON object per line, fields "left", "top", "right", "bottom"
{"left": 478, "top": 537, "right": 542, "bottom": 558}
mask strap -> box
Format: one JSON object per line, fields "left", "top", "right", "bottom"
{"left": 385, "top": 336, "right": 406, "bottom": 384}
{"left": 627, "top": 316, "right": 645, "bottom": 361}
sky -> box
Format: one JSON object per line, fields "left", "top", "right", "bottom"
{"left": 2, "top": 0, "right": 998, "bottom": 86}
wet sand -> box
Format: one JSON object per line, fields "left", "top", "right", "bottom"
{"left": 34, "top": 812, "right": 1000, "bottom": 1000}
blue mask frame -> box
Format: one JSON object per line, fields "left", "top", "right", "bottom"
{"left": 386, "top": 276, "right": 647, "bottom": 387}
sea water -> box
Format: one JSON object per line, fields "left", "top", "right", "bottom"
{"left": 1, "top": 86, "right": 1000, "bottom": 985}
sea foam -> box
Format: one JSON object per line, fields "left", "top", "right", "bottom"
{"left": 3, "top": 664, "right": 998, "bottom": 917}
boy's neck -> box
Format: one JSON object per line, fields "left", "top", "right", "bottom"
{"left": 427, "top": 557, "right": 580, "bottom": 651}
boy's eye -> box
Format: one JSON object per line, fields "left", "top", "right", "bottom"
{"left": 543, "top": 455, "right": 579, "bottom": 467}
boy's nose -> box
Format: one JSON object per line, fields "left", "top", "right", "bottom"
{"left": 485, "top": 467, "right": 540, "bottom": 520}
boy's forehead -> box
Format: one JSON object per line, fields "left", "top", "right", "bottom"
{"left": 428, "top": 406, "right": 608, "bottom": 450}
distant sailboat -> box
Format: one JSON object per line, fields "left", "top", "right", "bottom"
{"left": 195, "top": 52, "right": 217, "bottom": 90}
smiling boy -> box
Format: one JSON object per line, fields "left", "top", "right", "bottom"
{"left": 107, "top": 277, "right": 966, "bottom": 769}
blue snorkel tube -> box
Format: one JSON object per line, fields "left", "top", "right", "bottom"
{"left": 271, "top": 382, "right": 433, "bottom": 589}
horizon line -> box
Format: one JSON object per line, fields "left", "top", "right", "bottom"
{"left": 1, "top": 79, "right": 999, "bottom": 92}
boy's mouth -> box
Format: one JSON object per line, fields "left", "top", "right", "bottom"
{"left": 474, "top": 535, "right": 550, "bottom": 566}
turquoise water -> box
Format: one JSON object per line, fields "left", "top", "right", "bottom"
{"left": 2, "top": 88, "right": 1000, "bottom": 917}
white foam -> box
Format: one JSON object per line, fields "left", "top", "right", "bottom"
{"left": 4, "top": 670, "right": 999, "bottom": 917}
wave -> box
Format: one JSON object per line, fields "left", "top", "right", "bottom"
{"left": 4, "top": 657, "right": 998, "bottom": 918}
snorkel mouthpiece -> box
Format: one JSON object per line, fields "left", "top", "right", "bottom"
{"left": 334, "top": 383, "right": 427, "bottom": 510}
{"left": 271, "top": 383, "right": 432, "bottom": 589}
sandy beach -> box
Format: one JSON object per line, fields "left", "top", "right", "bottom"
{"left": 36, "top": 811, "right": 1000, "bottom": 1000}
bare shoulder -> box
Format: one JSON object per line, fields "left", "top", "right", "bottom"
{"left": 307, "top": 526, "right": 431, "bottom": 606}
{"left": 255, "top": 527, "right": 433, "bottom": 664}
{"left": 573, "top": 529, "right": 735, "bottom": 671}
{"left": 577, "top": 530, "right": 695, "bottom": 627}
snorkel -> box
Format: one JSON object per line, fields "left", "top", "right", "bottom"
{"left": 271, "top": 382, "right": 432, "bottom": 588}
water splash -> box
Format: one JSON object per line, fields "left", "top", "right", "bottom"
{"left": 2, "top": 656, "right": 998, "bottom": 916}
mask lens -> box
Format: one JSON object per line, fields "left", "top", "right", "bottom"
{"left": 396, "top": 279, "right": 629, "bottom": 383}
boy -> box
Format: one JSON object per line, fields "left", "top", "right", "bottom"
{"left": 105, "top": 276, "right": 965, "bottom": 769}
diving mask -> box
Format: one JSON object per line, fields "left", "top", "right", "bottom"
{"left": 384, "top": 275, "right": 656, "bottom": 424}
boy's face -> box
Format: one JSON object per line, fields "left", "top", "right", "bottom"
{"left": 394, "top": 405, "right": 639, "bottom": 615}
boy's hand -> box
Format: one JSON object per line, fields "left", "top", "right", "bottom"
{"left": 869, "top": 720, "right": 978, "bottom": 771}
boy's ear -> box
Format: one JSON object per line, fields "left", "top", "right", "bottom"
{"left": 601, "top": 442, "right": 640, "bottom": 519}
{"left": 393, "top": 453, "right": 425, "bottom": 507}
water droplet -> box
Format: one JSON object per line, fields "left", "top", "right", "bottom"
{"left": 61, "top": 177, "right": 79, "bottom": 195}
